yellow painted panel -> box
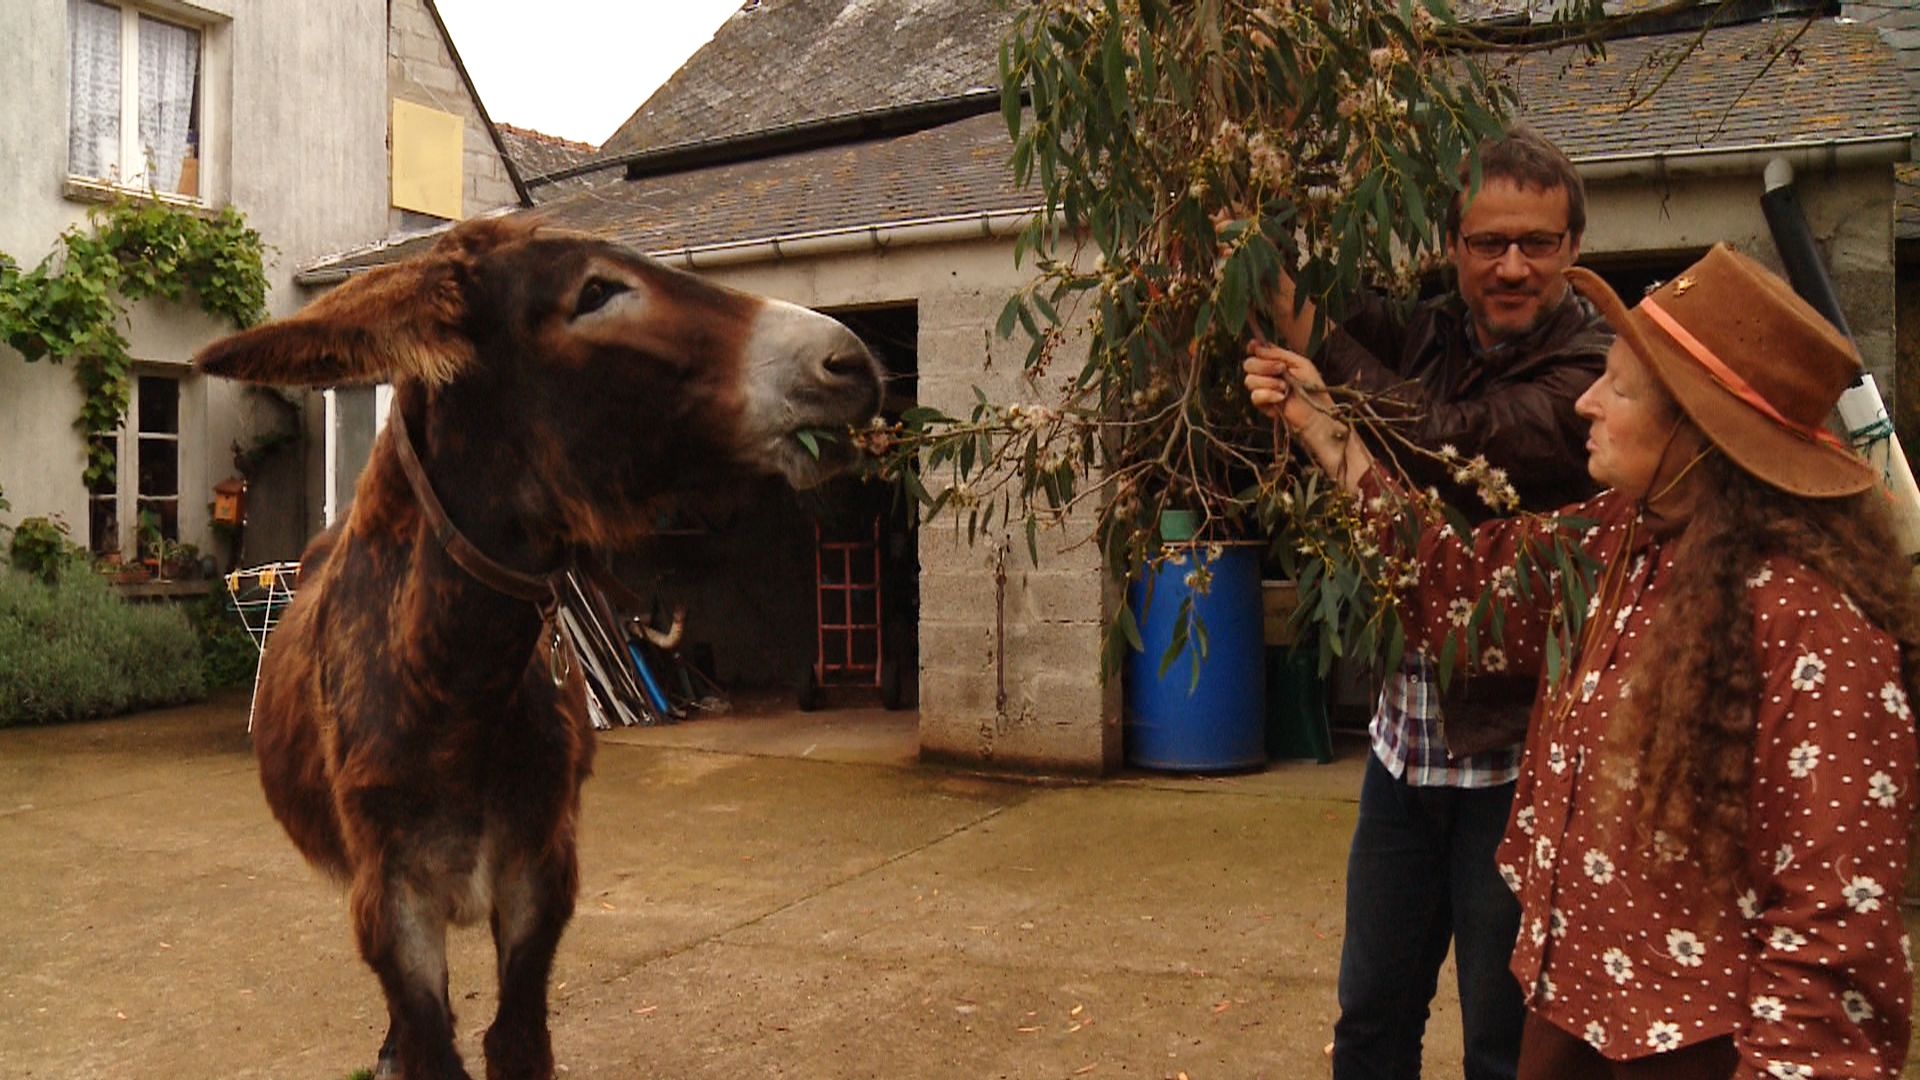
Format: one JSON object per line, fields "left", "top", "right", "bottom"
{"left": 391, "top": 99, "right": 464, "bottom": 220}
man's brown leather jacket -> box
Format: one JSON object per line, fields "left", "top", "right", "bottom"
{"left": 1320, "top": 288, "right": 1611, "bottom": 757}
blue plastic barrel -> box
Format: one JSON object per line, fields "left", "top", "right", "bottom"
{"left": 1124, "top": 544, "right": 1267, "bottom": 771}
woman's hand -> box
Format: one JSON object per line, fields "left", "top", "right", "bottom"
{"left": 1243, "top": 341, "right": 1374, "bottom": 492}
{"left": 1243, "top": 341, "right": 1340, "bottom": 439}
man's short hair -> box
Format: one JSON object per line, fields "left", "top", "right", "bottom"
{"left": 1444, "top": 125, "right": 1586, "bottom": 242}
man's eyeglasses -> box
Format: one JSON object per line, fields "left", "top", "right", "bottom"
{"left": 1460, "top": 231, "right": 1568, "bottom": 260}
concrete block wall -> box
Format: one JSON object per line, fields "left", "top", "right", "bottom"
{"left": 699, "top": 240, "right": 1124, "bottom": 774}
{"left": 1898, "top": 271, "right": 1919, "bottom": 450}
{"left": 910, "top": 295, "right": 1122, "bottom": 774}
{"left": 1582, "top": 166, "right": 1900, "bottom": 389}
{"left": 385, "top": 0, "right": 521, "bottom": 229}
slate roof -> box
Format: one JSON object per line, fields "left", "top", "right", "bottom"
{"left": 304, "top": 13, "right": 1916, "bottom": 279}
{"left": 1508, "top": 16, "right": 1917, "bottom": 157}
{"left": 548, "top": 108, "right": 1026, "bottom": 253}
{"left": 600, "top": 0, "right": 1017, "bottom": 157}
{"left": 1846, "top": 0, "right": 1920, "bottom": 242}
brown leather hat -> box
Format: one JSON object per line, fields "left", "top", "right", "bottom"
{"left": 1566, "top": 244, "right": 1875, "bottom": 498}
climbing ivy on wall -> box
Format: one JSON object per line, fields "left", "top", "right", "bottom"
{"left": 0, "top": 199, "right": 269, "bottom": 487}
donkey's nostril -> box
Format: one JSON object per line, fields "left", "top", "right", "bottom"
{"left": 823, "top": 350, "right": 868, "bottom": 377}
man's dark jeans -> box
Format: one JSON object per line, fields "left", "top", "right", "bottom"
{"left": 1333, "top": 753, "right": 1524, "bottom": 1080}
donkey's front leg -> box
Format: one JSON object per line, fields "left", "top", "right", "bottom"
{"left": 482, "top": 847, "right": 579, "bottom": 1080}
{"left": 352, "top": 869, "right": 470, "bottom": 1080}
{"left": 373, "top": 968, "right": 456, "bottom": 1079}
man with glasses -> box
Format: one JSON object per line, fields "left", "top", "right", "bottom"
{"left": 1249, "top": 126, "right": 1609, "bottom": 1080}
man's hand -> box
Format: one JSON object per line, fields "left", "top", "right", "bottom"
{"left": 1212, "top": 211, "right": 1315, "bottom": 352}
{"left": 1262, "top": 268, "right": 1314, "bottom": 353}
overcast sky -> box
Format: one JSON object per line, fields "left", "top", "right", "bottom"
{"left": 433, "top": 1, "right": 743, "bottom": 146}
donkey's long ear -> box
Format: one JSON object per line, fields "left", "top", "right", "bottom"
{"left": 194, "top": 255, "right": 472, "bottom": 387}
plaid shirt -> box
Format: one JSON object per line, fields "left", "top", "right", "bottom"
{"left": 1370, "top": 655, "right": 1521, "bottom": 788}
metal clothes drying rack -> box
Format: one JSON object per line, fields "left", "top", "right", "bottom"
{"left": 224, "top": 561, "right": 302, "bottom": 732}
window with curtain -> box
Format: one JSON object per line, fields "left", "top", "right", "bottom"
{"left": 67, "top": 0, "right": 202, "bottom": 197}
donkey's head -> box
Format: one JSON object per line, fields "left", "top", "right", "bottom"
{"left": 196, "top": 217, "right": 882, "bottom": 548}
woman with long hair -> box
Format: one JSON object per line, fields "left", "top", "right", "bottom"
{"left": 1245, "top": 244, "right": 1919, "bottom": 1078}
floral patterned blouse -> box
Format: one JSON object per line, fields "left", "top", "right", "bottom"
{"left": 1386, "top": 482, "right": 1916, "bottom": 1077}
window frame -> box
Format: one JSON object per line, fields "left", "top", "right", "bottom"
{"left": 65, "top": 0, "right": 212, "bottom": 207}
{"left": 89, "top": 370, "right": 189, "bottom": 559}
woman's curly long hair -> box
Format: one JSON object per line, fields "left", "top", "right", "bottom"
{"left": 1607, "top": 447, "right": 1920, "bottom": 890}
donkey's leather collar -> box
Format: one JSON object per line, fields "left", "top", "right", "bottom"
{"left": 388, "top": 406, "right": 559, "bottom": 604}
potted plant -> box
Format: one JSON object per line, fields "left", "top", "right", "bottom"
{"left": 136, "top": 509, "right": 175, "bottom": 580}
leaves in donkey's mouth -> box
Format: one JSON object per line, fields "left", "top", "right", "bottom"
{"left": 794, "top": 428, "right": 842, "bottom": 460}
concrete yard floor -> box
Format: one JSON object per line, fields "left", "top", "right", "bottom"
{"left": 2, "top": 691, "right": 1915, "bottom": 1079}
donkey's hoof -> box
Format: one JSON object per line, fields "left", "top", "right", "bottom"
{"left": 373, "top": 1052, "right": 402, "bottom": 1080}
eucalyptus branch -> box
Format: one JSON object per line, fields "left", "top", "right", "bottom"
{"left": 889, "top": 0, "right": 1635, "bottom": 678}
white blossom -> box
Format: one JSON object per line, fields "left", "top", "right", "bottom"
{"left": 1868, "top": 771, "right": 1899, "bottom": 809}
{"left": 1747, "top": 565, "right": 1774, "bottom": 589}
{"left": 1583, "top": 1021, "right": 1608, "bottom": 1049}
{"left": 1737, "top": 888, "right": 1761, "bottom": 920}
{"left": 1768, "top": 926, "right": 1807, "bottom": 953}
{"left": 1786, "top": 742, "right": 1821, "bottom": 780}
{"left": 1766, "top": 1063, "right": 1812, "bottom": 1079}
{"left": 1583, "top": 849, "right": 1616, "bottom": 885}
{"left": 1666, "top": 928, "right": 1705, "bottom": 967}
{"left": 1881, "top": 682, "right": 1912, "bottom": 721}
{"left": 1789, "top": 653, "right": 1826, "bottom": 692}
{"left": 1750, "top": 996, "right": 1785, "bottom": 1023}
{"left": 1602, "top": 947, "right": 1634, "bottom": 985}
{"left": 1645, "top": 1020, "right": 1682, "bottom": 1052}
{"left": 1843, "top": 876, "right": 1885, "bottom": 914}
{"left": 1653, "top": 830, "right": 1687, "bottom": 863}
{"left": 1841, "top": 990, "right": 1874, "bottom": 1024}
{"left": 1447, "top": 597, "right": 1473, "bottom": 627}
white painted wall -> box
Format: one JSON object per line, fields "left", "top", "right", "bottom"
{"left": 0, "top": 0, "right": 389, "bottom": 563}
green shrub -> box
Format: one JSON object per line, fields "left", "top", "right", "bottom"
{"left": 185, "top": 588, "right": 261, "bottom": 690}
{"left": 6, "top": 514, "right": 90, "bottom": 584}
{"left": 0, "top": 567, "right": 206, "bottom": 726}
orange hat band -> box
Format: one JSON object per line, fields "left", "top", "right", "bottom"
{"left": 1639, "top": 297, "right": 1849, "bottom": 453}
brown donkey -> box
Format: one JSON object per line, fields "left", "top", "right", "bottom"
{"left": 195, "top": 217, "right": 881, "bottom": 1079}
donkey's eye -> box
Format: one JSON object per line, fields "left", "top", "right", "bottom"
{"left": 573, "top": 277, "right": 627, "bottom": 318}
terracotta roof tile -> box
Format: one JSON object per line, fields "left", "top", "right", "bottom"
{"left": 497, "top": 124, "right": 598, "bottom": 179}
